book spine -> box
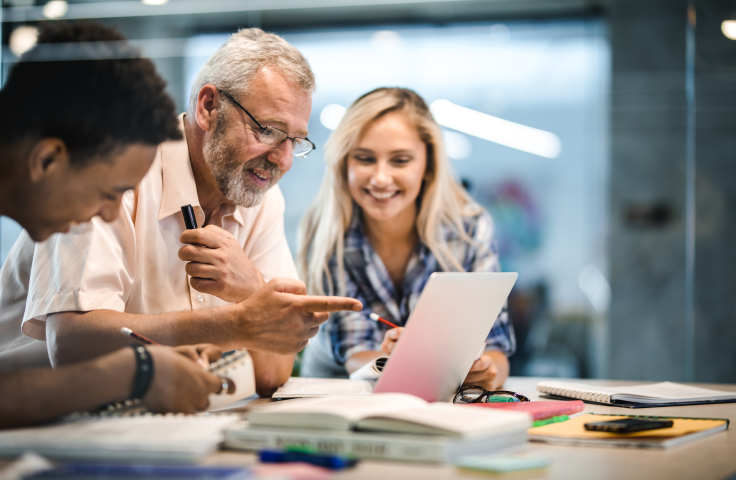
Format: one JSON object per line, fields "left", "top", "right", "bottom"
{"left": 225, "top": 430, "right": 445, "bottom": 463}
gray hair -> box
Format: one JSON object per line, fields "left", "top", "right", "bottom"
{"left": 188, "top": 28, "right": 315, "bottom": 113}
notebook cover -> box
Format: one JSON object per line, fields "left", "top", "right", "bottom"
{"left": 528, "top": 413, "right": 729, "bottom": 449}
{"left": 540, "top": 393, "right": 736, "bottom": 409}
{"left": 464, "top": 401, "right": 585, "bottom": 420}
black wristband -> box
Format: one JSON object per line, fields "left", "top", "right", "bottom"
{"left": 129, "top": 345, "right": 154, "bottom": 401}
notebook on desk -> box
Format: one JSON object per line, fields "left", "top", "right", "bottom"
{"left": 529, "top": 413, "right": 729, "bottom": 449}
{"left": 536, "top": 381, "right": 736, "bottom": 408}
{"left": 0, "top": 414, "right": 240, "bottom": 462}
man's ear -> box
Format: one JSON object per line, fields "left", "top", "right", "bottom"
{"left": 27, "top": 138, "right": 69, "bottom": 183}
{"left": 195, "top": 84, "right": 220, "bottom": 133}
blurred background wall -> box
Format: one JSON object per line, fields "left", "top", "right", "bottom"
{"left": 1, "top": 0, "right": 734, "bottom": 383}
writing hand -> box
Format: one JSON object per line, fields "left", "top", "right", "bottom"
{"left": 179, "top": 225, "right": 264, "bottom": 302}
{"left": 237, "top": 278, "right": 363, "bottom": 354}
{"left": 142, "top": 346, "right": 223, "bottom": 413}
{"left": 380, "top": 327, "right": 404, "bottom": 355}
{"left": 173, "top": 343, "right": 223, "bottom": 370}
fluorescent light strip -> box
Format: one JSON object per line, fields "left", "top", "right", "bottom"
{"left": 430, "top": 99, "right": 562, "bottom": 159}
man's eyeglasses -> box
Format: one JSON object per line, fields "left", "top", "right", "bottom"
{"left": 452, "top": 385, "right": 531, "bottom": 404}
{"left": 219, "top": 90, "right": 316, "bottom": 158}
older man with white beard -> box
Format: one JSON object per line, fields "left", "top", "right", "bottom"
{"left": 0, "top": 28, "right": 361, "bottom": 397}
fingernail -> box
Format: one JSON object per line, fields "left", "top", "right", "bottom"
{"left": 198, "top": 359, "right": 209, "bottom": 371}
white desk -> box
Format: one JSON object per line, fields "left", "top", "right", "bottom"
{"left": 206, "top": 377, "right": 736, "bottom": 480}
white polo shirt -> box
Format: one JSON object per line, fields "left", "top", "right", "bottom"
{"left": 0, "top": 114, "right": 297, "bottom": 368}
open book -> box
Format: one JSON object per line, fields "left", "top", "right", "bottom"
{"left": 248, "top": 393, "right": 531, "bottom": 438}
{"left": 537, "top": 381, "right": 736, "bottom": 407}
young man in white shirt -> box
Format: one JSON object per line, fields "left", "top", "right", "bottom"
{"left": 0, "top": 22, "right": 226, "bottom": 426}
{"left": 0, "top": 28, "right": 361, "bottom": 398}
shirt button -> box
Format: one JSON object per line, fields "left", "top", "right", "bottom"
{"left": 197, "top": 294, "right": 204, "bottom": 302}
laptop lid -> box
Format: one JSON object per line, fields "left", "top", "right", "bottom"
{"left": 373, "top": 272, "right": 518, "bottom": 402}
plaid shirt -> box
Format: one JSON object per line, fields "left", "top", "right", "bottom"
{"left": 300, "top": 207, "right": 515, "bottom": 378}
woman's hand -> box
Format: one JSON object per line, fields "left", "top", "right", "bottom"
{"left": 380, "top": 327, "right": 404, "bottom": 355}
{"left": 463, "top": 353, "right": 501, "bottom": 391}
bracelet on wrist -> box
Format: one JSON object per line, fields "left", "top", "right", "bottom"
{"left": 129, "top": 344, "right": 154, "bottom": 401}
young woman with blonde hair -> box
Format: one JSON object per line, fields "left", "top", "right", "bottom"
{"left": 298, "top": 88, "right": 515, "bottom": 389}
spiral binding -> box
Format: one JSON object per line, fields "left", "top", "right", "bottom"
{"left": 537, "top": 382, "right": 612, "bottom": 404}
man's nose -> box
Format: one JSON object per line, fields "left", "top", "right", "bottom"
{"left": 266, "top": 140, "right": 293, "bottom": 173}
{"left": 98, "top": 199, "right": 122, "bottom": 223}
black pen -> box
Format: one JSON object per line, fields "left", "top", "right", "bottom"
{"left": 181, "top": 204, "right": 198, "bottom": 230}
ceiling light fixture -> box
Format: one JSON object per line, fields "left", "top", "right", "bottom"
{"left": 9, "top": 26, "right": 39, "bottom": 56}
{"left": 42, "top": 0, "right": 68, "bottom": 19}
{"left": 722, "top": 20, "right": 736, "bottom": 40}
{"left": 430, "top": 99, "right": 562, "bottom": 159}
{"left": 320, "top": 104, "right": 347, "bottom": 130}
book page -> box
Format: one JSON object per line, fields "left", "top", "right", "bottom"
{"left": 273, "top": 378, "right": 374, "bottom": 398}
{"left": 248, "top": 393, "right": 427, "bottom": 430}
{"left": 357, "top": 403, "right": 531, "bottom": 438}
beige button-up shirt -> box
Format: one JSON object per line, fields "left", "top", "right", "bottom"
{"left": 0, "top": 115, "right": 297, "bottom": 368}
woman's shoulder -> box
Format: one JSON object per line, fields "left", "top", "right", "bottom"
{"left": 454, "top": 203, "right": 494, "bottom": 240}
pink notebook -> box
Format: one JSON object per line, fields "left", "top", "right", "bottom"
{"left": 465, "top": 400, "right": 585, "bottom": 421}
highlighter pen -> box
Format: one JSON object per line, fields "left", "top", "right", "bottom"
{"left": 259, "top": 449, "right": 358, "bottom": 470}
{"left": 181, "top": 204, "right": 198, "bottom": 230}
{"left": 121, "top": 327, "right": 161, "bottom": 346}
{"left": 532, "top": 415, "right": 570, "bottom": 428}
{"left": 369, "top": 312, "right": 399, "bottom": 329}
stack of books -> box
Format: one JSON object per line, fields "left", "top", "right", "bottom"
{"left": 224, "top": 393, "right": 532, "bottom": 463}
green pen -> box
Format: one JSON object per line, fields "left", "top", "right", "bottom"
{"left": 532, "top": 415, "right": 570, "bottom": 428}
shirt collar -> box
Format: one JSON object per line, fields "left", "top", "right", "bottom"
{"left": 344, "top": 206, "right": 431, "bottom": 271}
{"left": 158, "top": 114, "right": 244, "bottom": 227}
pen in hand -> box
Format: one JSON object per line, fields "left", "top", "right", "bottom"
{"left": 369, "top": 312, "right": 399, "bottom": 329}
{"left": 121, "top": 327, "right": 212, "bottom": 370}
{"left": 121, "top": 327, "right": 161, "bottom": 346}
{"left": 181, "top": 204, "right": 198, "bottom": 230}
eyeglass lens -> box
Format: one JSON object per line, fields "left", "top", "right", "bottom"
{"left": 453, "top": 387, "right": 527, "bottom": 404}
{"left": 258, "top": 127, "right": 313, "bottom": 157}
{"left": 454, "top": 387, "right": 485, "bottom": 403}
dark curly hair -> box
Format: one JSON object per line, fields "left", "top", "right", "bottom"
{"left": 0, "top": 21, "right": 182, "bottom": 167}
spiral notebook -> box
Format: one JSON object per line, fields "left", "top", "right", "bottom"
{"left": 206, "top": 349, "right": 256, "bottom": 411}
{"left": 0, "top": 414, "right": 240, "bottom": 462}
{"left": 536, "top": 381, "right": 736, "bottom": 408}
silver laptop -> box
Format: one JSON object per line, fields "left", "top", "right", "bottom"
{"left": 274, "top": 272, "right": 518, "bottom": 402}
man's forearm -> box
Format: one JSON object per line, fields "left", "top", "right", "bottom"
{"left": 0, "top": 349, "right": 134, "bottom": 428}
{"left": 46, "top": 305, "right": 245, "bottom": 366}
{"left": 46, "top": 307, "right": 298, "bottom": 397}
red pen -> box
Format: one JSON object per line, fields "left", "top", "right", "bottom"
{"left": 369, "top": 313, "right": 400, "bottom": 329}
{"left": 121, "top": 327, "right": 161, "bottom": 346}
